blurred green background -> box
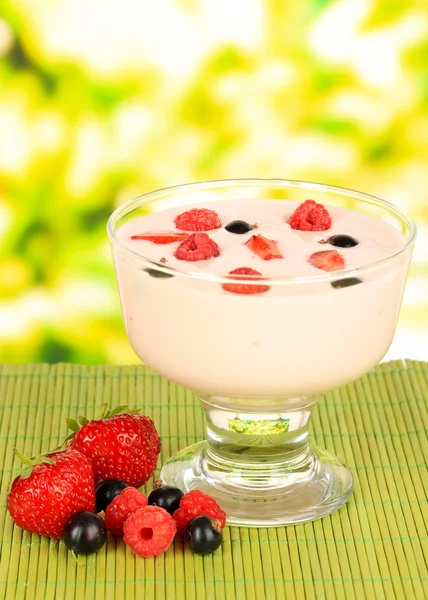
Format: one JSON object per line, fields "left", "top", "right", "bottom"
{"left": 0, "top": 0, "right": 427, "bottom": 365}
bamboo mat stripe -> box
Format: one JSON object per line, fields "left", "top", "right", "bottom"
{"left": 0, "top": 361, "right": 427, "bottom": 600}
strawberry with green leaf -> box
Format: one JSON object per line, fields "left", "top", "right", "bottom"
{"left": 66, "top": 405, "right": 161, "bottom": 488}
{"left": 7, "top": 448, "right": 95, "bottom": 538}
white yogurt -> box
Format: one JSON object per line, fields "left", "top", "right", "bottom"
{"left": 112, "top": 200, "right": 411, "bottom": 398}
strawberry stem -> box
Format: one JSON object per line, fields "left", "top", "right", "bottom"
{"left": 63, "top": 432, "right": 76, "bottom": 444}
{"left": 99, "top": 404, "right": 137, "bottom": 419}
{"left": 66, "top": 418, "right": 80, "bottom": 432}
{"left": 99, "top": 403, "right": 110, "bottom": 419}
{"left": 109, "top": 405, "right": 128, "bottom": 417}
{"left": 14, "top": 448, "right": 55, "bottom": 479}
{"left": 14, "top": 448, "right": 55, "bottom": 467}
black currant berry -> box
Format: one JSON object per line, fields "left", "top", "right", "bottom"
{"left": 185, "top": 516, "right": 222, "bottom": 555}
{"left": 95, "top": 479, "right": 128, "bottom": 512}
{"left": 322, "top": 234, "right": 359, "bottom": 248}
{"left": 147, "top": 484, "right": 184, "bottom": 515}
{"left": 225, "top": 220, "right": 256, "bottom": 234}
{"left": 331, "top": 277, "right": 362, "bottom": 289}
{"left": 62, "top": 511, "right": 107, "bottom": 555}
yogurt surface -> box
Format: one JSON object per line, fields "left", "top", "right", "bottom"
{"left": 116, "top": 200, "right": 406, "bottom": 282}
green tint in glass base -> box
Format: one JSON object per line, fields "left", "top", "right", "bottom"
{"left": 161, "top": 395, "right": 354, "bottom": 527}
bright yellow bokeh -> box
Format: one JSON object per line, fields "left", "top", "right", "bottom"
{"left": 0, "top": 0, "right": 427, "bottom": 363}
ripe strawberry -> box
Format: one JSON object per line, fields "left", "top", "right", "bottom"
{"left": 174, "top": 208, "right": 221, "bottom": 231}
{"left": 222, "top": 267, "right": 270, "bottom": 295}
{"left": 130, "top": 232, "right": 189, "bottom": 244}
{"left": 173, "top": 490, "right": 226, "bottom": 534}
{"left": 7, "top": 448, "right": 95, "bottom": 539}
{"left": 67, "top": 406, "right": 161, "bottom": 488}
{"left": 308, "top": 250, "right": 345, "bottom": 272}
{"left": 288, "top": 200, "right": 332, "bottom": 231}
{"left": 174, "top": 232, "right": 220, "bottom": 261}
{"left": 245, "top": 234, "right": 283, "bottom": 260}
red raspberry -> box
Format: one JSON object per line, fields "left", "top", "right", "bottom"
{"left": 123, "top": 505, "right": 176, "bottom": 557}
{"left": 288, "top": 200, "right": 332, "bottom": 231}
{"left": 308, "top": 250, "right": 345, "bottom": 272}
{"left": 104, "top": 487, "right": 148, "bottom": 536}
{"left": 173, "top": 490, "right": 227, "bottom": 534}
{"left": 174, "top": 233, "right": 220, "bottom": 261}
{"left": 130, "top": 232, "right": 189, "bottom": 244}
{"left": 175, "top": 208, "right": 221, "bottom": 231}
{"left": 222, "top": 267, "right": 270, "bottom": 295}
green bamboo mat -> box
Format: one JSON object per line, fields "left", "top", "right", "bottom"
{"left": 0, "top": 362, "right": 427, "bottom": 600}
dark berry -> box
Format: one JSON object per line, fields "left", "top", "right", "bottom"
{"left": 62, "top": 511, "right": 107, "bottom": 555}
{"left": 144, "top": 268, "right": 174, "bottom": 278}
{"left": 321, "top": 234, "right": 358, "bottom": 248}
{"left": 148, "top": 484, "right": 184, "bottom": 515}
{"left": 225, "top": 220, "right": 256, "bottom": 234}
{"left": 331, "top": 277, "right": 362, "bottom": 289}
{"left": 185, "top": 516, "right": 222, "bottom": 555}
{"left": 96, "top": 479, "right": 128, "bottom": 512}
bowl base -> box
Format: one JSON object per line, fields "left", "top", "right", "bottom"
{"left": 161, "top": 441, "right": 353, "bottom": 527}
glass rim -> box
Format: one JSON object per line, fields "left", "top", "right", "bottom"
{"left": 107, "top": 178, "right": 417, "bottom": 286}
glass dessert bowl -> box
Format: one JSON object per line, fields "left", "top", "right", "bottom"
{"left": 107, "top": 179, "right": 415, "bottom": 527}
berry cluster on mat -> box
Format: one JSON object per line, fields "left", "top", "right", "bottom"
{"left": 105, "top": 481, "right": 225, "bottom": 557}
{"left": 6, "top": 406, "right": 226, "bottom": 558}
{"left": 132, "top": 201, "right": 362, "bottom": 293}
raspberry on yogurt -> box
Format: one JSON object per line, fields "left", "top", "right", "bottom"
{"left": 174, "top": 233, "right": 220, "bottom": 261}
{"left": 175, "top": 208, "right": 221, "bottom": 231}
